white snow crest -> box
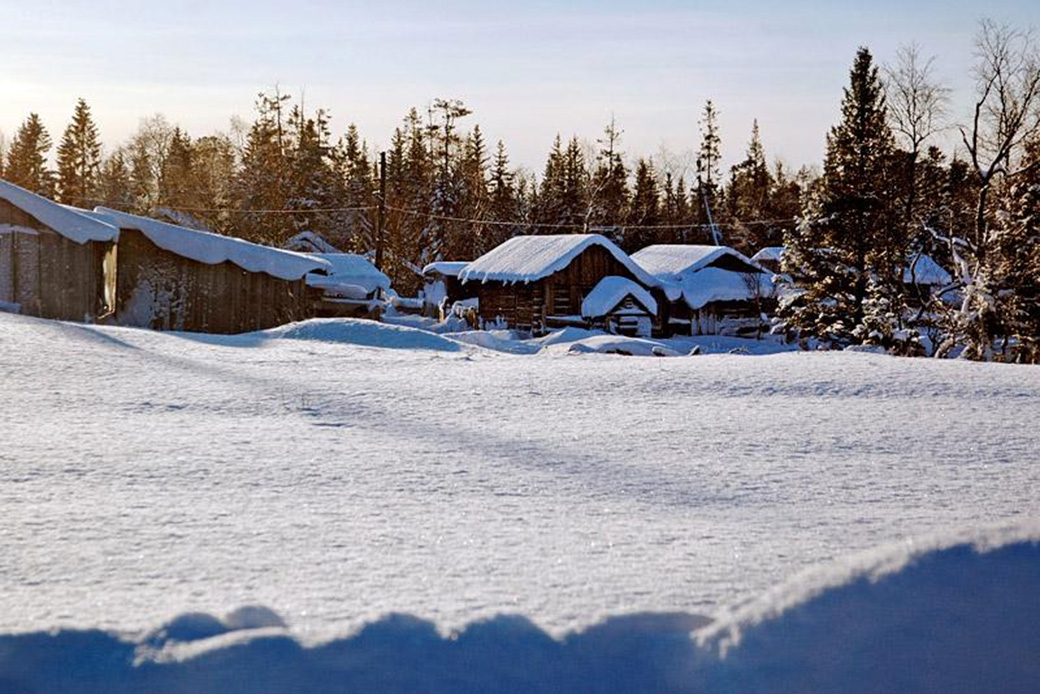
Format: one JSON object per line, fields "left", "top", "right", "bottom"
{"left": 91, "top": 207, "right": 328, "bottom": 280}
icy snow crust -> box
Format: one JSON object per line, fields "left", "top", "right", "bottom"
{"left": 0, "top": 179, "right": 119, "bottom": 244}
{"left": 90, "top": 207, "right": 328, "bottom": 280}
{"left": 1, "top": 313, "right": 1039, "bottom": 689}
{"left": 459, "top": 233, "right": 676, "bottom": 296}
{"left": 0, "top": 527, "right": 1037, "bottom": 694}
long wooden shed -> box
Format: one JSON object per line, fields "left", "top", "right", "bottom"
{"left": 89, "top": 207, "right": 329, "bottom": 334}
{"left": 0, "top": 179, "right": 118, "bottom": 322}
{"left": 458, "top": 234, "right": 677, "bottom": 334}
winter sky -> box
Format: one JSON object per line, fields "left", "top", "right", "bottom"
{"left": 1, "top": 0, "right": 1037, "bottom": 175}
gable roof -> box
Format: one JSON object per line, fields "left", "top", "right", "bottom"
{"left": 0, "top": 179, "right": 119, "bottom": 244}
{"left": 459, "top": 234, "right": 674, "bottom": 296}
{"left": 91, "top": 207, "right": 328, "bottom": 281}
{"left": 581, "top": 276, "right": 658, "bottom": 318}
{"left": 632, "top": 244, "right": 764, "bottom": 278}
{"left": 678, "top": 267, "right": 774, "bottom": 310}
{"left": 904, "top": 254, "right": 952, "bottom": 286}
{"left": 751, "top": 246, "right": 786, "bottom": 263}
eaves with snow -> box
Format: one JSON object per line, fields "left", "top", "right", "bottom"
{"left": 0, "top": 179, "right": 119, "bottom": 244}
{"left": 632, "top": 244, "right": 773, "bottom": 311}
{"left": 90, "top": 207, "right": 329, "bottom": 281}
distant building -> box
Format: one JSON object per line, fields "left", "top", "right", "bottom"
{"left": 751, "top": 246, "right": 786, "bottom": 275}
{"left": 0, "top": 179, "right": 118, "bottom": 322}
{"left": 459, "top": 234, "right": 675, "bottom": 334}
{"left": 305, "top": 253, "right": 391, "bottom": 318}
{"left": 421, "top": 261, "right": 475, "bottom": 318}
{"left": 633, "top": 244, "right": 774, "bottom": 337}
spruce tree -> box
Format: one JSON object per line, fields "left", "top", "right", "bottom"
{"left": 234, "top": 91, "right": 292, "bottom": 243}
{"left": 781, "top": 47, "right": 899, "bottom": 348}
{"left": 624, "top": 158, "right": 660, "bottom": 251}
{"left": 96, "top": 149, "right": 135, "bottom": 211}
{"left": 589, "top": 117, "right": 629, "bottom": 239}
{"left": 56, "top": 98, "right": 102, "bottom": 205}
{"left": 6, "top": 113, "right": 53, "bottom": 195}
{"left": 695, "top": 100, "right": 722, "bottom": 242}
{"left": 726, "top": 120, "right": 773, "bottom": 252}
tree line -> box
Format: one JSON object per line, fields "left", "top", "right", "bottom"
{"left": 1, "top": 19, "right": 1037, "bottom": 361}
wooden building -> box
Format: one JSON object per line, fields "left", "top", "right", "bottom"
{"left": 421, "top": 261, "right": 475, "bottom": 318}
{"left": 90, "top": 207, "right": 328, "bottom": 334}
{"left": 0, "top": 179, "right": 118, "bottom": 322}
{"left": 633, "top": 245, "right": 774, "bottom": 337}
{"left": 305, "top": 253, "right": 391, "bottom": 319}
{"left": 458, "top": 234, "right": 676, "bottom": 334}
{"left": 581, "top": 276, "right": 658, "bottom": 337}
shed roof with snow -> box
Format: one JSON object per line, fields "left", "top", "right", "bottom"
{"left": 422, "top": 261, "right": 470, "bottom": 278}
{"left": 460, "top": 234, "right": 673, "bottom": 294}
{"left": 305, "top": 253, "right": 391, "bottom": 295}
{"left": 581, "top": 276, "right": 658, "bottom": 318}
{"left": 632, "top": 244, "right": 765, "bottom": 278}
{"left": 0, "top": 180, "right": 119, "bottom": 244}
{"left": 91, "top": 207, "right": 328, "bottom": 280}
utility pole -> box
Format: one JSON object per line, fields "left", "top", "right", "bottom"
{"left": 375, "top": 151, "right": 386, "bottom": 271}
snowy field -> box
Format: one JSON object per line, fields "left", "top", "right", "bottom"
{"left": 1, "top": 312, "right": 1039, "bottom": 691}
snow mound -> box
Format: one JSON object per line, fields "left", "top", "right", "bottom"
{"left": 546, "top": 334, "right": 682, "bottom": 357}
{"left": 1, "top": 527, "right": 1037, "bottom": 693}
{"left": 261, "top": 319, "right": 465, "bottom": 352}
{"left": 444, "top": 329, "right": 541, "bottom": 354}
{"left": 696, "top": 524, "right": 1040, "bottom": 694}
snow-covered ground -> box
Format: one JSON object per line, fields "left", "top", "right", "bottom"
{"left": 1, "top": 313, "right": 1038, "bottom": 690}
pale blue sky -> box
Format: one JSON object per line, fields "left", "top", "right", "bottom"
{"left": 2, "top": 0, "right": 1037, "bottom": 175}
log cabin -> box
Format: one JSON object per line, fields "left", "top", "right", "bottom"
{"left": 0, "top": 179, "right": 118, "bottom": 322}
{"left": 633, "top": 245, "right": 774, "bottom": 337}
{"left": 458, "top": 234, "right": 677, "bottom": 334}
{"left": 89, "top": 207, "right": 328, "bottom": 334}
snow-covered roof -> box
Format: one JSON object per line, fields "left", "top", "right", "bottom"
{"left": 422, "top": 261, "right": 470, "bottom": 278}
{"left": 751, "top": 246, "right": 786, "bottom": 263}
{"left": 679, "top": 267, "right": 774, "bottom": 310}
{"left": 632, "top": 244, "right": 764, "bottom": 278}
{"left": 581, "top": 276, "right": 658, "bottom": 318}
{"left": 904, "top": 254, "right": 952, "bottom": 286}
{"left": 306, "top": 253, "right": 390, "bottom": 294}
{"left": 460, "top": 234, "right": 674, "bottom": 296}
{"left": 91, "top": 207, "right": 328, "bottom": 281}
{"left": 0, "top": 179, "right": 119, "bottom": 244}
{"left": 284, "top": 231, "right": 341, "bottom": 254}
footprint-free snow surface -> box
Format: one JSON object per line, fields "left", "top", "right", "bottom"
{"left": 1, "top": 313, "right": 1038, "bottom": 691}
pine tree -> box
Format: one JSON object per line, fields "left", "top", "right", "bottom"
{"left": 6, "top": 113, "right": 53, "bottom": 195}
{"left": 695, "top": 100, "right": 722, "bottom": 242}
{"left": 158, "top": 127, "right": 195, "bottom": 209}
{"left": 55, "top": 98, "right": 102, "bottom": 205}
{"left": 334, "top": 123, "right": 375, "bottom": 251}
{"left": 624, "top": 158, "right": 660, "bottom": 251}
{"left": 234, "top": 91, "right": 292, "bottom": 243}
{"left": 781, "top": 47, "right": 900, "bottom": 347}
{"left": 725, "top": 120, "right": 773, "bottom": 252}
{"left": 589, "top": 117, "right": 629, "bottom": 240}
{"left": 96, "top": 149, "right": 135, "bottom": 211}
{"left": 486, "top": 140, "right": 519, "bottom": 249}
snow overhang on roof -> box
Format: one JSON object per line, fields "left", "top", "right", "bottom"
{"left": 422, "top": 261, "right": 470, "bottom": 278}
{"left": 581, "top": 276, "right": 658, "bottom": 318}
{"left": 91, "top": 207, "right": 329, "bottom": 281}
{"left": 679, "top": 267, "right": 774, "bottom": 310}
{"left": 0, "top": 179, "right": 119, "bottom": 244}
{"left": 459, "top": 233, "right": 678, "bottom": 299}
{"left": 751, "top": 246, "right": 786, "bottom": 263}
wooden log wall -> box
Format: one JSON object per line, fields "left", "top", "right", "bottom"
{"left": 0, "top": 199, "right": 111, "bottom": 321}
{"left": 114, "top": 228, "right": 312, "bottom": 334}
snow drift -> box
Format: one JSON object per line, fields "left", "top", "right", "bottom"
{"left": 1, "top": 527, "right": 1036, "bottom": 694}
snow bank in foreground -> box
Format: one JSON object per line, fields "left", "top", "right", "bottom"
{"left": 258, "top": 319, "right": 466, "bottom": 352}
{"left": 2, "top": 527, "right": 1035, "bottom": 694}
